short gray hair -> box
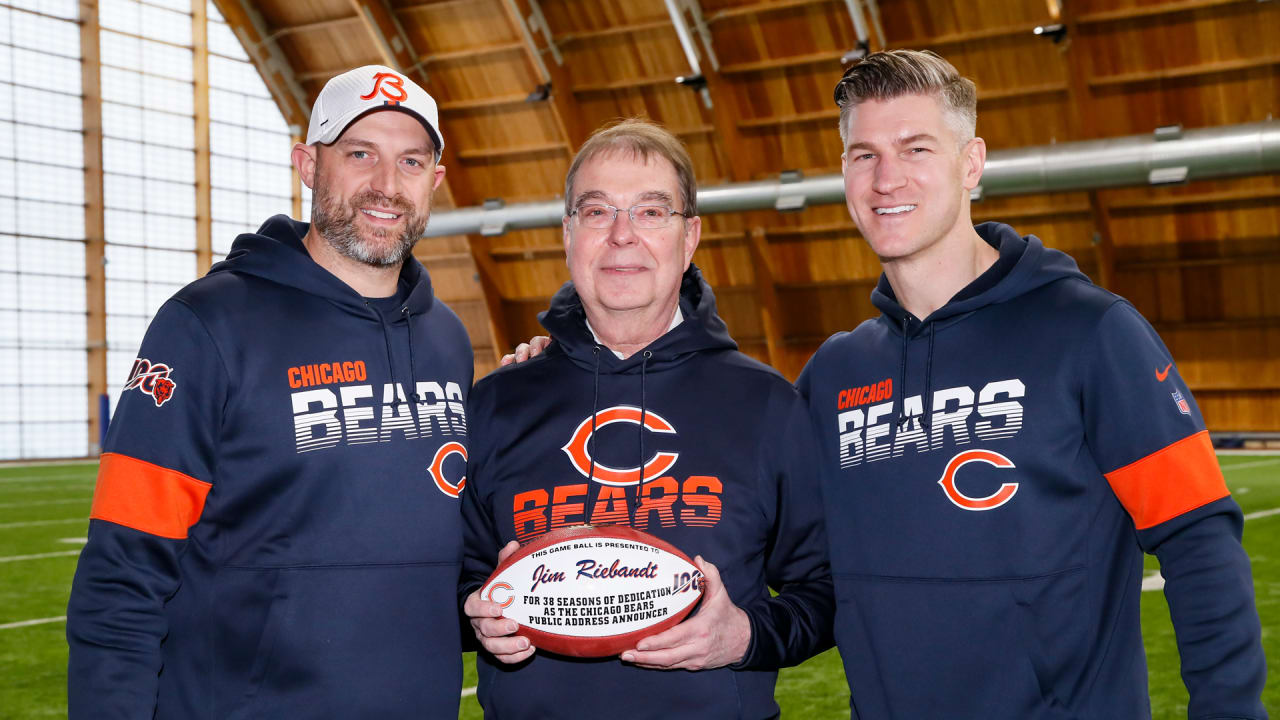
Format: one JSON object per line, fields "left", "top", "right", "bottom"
{"left": 564, "top": 118, "right": 697, "bottom": 217}
{"left": 834, "top": 49, "right": 977, "bottom": 147}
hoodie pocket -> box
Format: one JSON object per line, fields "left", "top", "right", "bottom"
{"left": 216, "top": 562, "right": 464, "bottom": 720}
{"left": 833, "top": 567, "right": 1087, "bottom": 720}
{"left": 214, "top": 567, "right": 289, "bottom": 719}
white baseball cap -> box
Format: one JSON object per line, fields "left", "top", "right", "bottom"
{"left": 305, "top": 65, "right": 444, "bottom": 159}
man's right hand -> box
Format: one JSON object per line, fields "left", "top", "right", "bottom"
{"left": 464, "top": 540, "right": 535, "bottom": 663}
{"left": 500, "top": 336, "right": 551, "bottom": 366}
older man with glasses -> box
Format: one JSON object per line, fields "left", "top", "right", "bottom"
{"left": 458, "top": 118, "right": 834, "bottom": 720}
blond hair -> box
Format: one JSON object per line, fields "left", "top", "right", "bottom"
{"left": 834, "top": 49, "right": 977, "bottom": 147}
{"left": 564, "top": 118, "right": 697, "bottom": 217}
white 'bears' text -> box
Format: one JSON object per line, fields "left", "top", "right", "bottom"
{"left": 838, "top": 379, "right": 1024, "bottom": 468}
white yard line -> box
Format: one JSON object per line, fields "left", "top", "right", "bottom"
{"left": 0, "top": 498, "right": 91, "bottom": 509}
{"left": 0, "top": 616, "right": 66, "bottom": 630}
{"left": 0, "top": 518, "right": 85, "bottom": 530}
{"left": 1244, "top": 507, "right": 1280, "bottom": 521}
{"left": 0, "top": 471, "right": 96, "bottom": 483}
{"left": 1222, "top": 458, "right": 1280, "bottom": 472}
{"left": 0, "top": 550, "right": 82, "bottom": 563}
{"left": 461, "top": 687, "right": 477, "bottom": 698}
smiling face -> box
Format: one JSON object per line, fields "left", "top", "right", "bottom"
{"left": 563, "top": 150, "right": 700, "bottom": 318}
{"left": 301, "top": 109, "right": 446, "bottom": 267}
{"left": 841, "top": 93, "right": 985, "bottom": 264}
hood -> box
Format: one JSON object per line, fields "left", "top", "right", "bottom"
{"left": 870, "top": 222, "right": 1088, "bottom": 333}
{"left": 208, "top": 214, "right": 436, "bottom": 317}
{"left": 537, "top": 263, "right": 737, "bottom": 373}
{"left": 867, "top": 222, "right": 1090, "bottom": 429}
{"left": 208, "top": 214, "right": 438, "bottom": 404}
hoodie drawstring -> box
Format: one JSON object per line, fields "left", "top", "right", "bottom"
{"left": 368, "top": 301, "right": 402, "bottom": 405}
{"left": 922, "top": 322, "right": 935, "bottom": 431}
{"left": 587, "top": 346, "right": 602, "bottom": 487}
{"left": 402, "top": 307, "right": 424, "bottom": 403}
{"left": 897, "top": 317, "right": 909, "bottom": 429}
{"left": 896, "top": 317, "right": 937, "bottom": 432}
{"left": 634, "top": 351, "right": 652, "bottom": 518}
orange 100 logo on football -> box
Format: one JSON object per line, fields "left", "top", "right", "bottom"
{"left": 512, "top": 406, "right": 723, "bottom": 542}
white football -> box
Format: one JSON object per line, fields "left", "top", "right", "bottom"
{"left": 479, "top": 525, "right": 705, "bottom": 657}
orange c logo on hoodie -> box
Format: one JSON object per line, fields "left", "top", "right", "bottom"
{"left": 938, "top": 449, "right": 1018, "bottom": 511}
{"left": 561, "top": 406, "right": 678, "bottom": 487}
{"left": 430, "top": 442, "right": 467, "bottom": 497}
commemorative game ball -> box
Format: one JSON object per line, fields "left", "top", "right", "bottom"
{"left": 479, "top": 525, "right": 705, "bottom": 657}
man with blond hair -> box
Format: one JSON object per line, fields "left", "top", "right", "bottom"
{"left": 460, "top": 118, "right": 833, "bottom": 719}
{"left": 797, "top": 49, "right": 1267, "bottom": 718}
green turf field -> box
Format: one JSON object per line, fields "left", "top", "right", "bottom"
{"left": 1, "top": 455, "right": 1275, "bottom": 718}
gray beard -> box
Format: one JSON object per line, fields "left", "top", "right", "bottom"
{"left": 311, "top": 183, "right": 429, "bottom": 268}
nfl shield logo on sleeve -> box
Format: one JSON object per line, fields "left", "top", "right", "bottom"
{"left": 1171, "top": 389, "right": 1191, "bottom": 416}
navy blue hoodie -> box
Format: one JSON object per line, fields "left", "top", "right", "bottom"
{"left": 797, "top": 223, "right": 1266, "bottom": 719}
{"left": 460, "top": 266, "right": 834, "bottom": 719}
{"left": 67, "top": 215, "right": 473, "bottom": 719}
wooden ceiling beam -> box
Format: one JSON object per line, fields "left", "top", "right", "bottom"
{"left": 890, "top": 22, "right": 1043, "bottom": 50}
{"left": 1118, "top": 250, "right": 1280, "bottom": 271}
{"left": 211, "top": 0, "right": 310, "bottom": 131}
{"left": 1107, "top": 187, "right": 1280, "bottom": 212}
{"left": 554, "top": 18, "right": 672, "bottom": 45}
{"left": 468, "top": 236, "right": 514, "bottom": 359}
{"left": 746, "top": 228, "right": 787, "bottom": 375}
{"left": 438, "top": 93, "right": 532, "bottom": 112}
{"left": 735, "top": 83, "right": 1070, "bottom": 130}
{"left": 1077, "top": 0, "right": 1252, "bottom": 25}
{"left": 455, "top": 141, "right": 571, "bottom": 161}
{"left": 398, "top": 0, "right": 478, "bottom": 13}
{"left": 421, "top": 41, "right": 525, "bottom": 64}
{"left": 706, "top": 0, "right": 830, "bottom": 23}
{"left": 719, "top": 50, "right": 843, "bottom": 75}
{"left": 269, "top": 14, "right": 362, "bottom": 40}
{"left": 1088, "top": 55, "right": 1280, "bottom": 88}
{"left": 737, "top": 108, "right": 838, "bottom": 130}
{"left": 500, "top": 0, "right": 588, "bottom": 148}
{"left": 572, "top": 75, "right": 675, "bottom": 94}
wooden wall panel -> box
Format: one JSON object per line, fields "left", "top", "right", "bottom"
{"left": 1196, "top": 393, "right": 1280, "bottom": 433}
{"left": 692, "top": 243, "right": 755, "bottom": 289}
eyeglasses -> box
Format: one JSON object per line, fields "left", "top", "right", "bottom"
{"left": 569, "top": 203, "right": 688, "bottom": 230}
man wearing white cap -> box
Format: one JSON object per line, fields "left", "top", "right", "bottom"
{"left": 67, "top": 66, "right": 474, "bottom": 719}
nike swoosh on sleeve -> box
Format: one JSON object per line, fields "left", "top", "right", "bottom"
{"left": 1155, "top": 363, "right": 1172, "bottom": 382}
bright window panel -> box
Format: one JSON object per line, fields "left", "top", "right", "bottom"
{"left": 14, "top": 124, "right": 84, "bottom": 168}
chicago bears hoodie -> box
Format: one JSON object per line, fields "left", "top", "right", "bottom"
{"left": 460, "top": 266, "right": 834, "bottom": 719}
{"left": 67, "top": 215, "right": 473, "bottom": 719}
{"left": 797, "top": 222, "right": 1266, "bottom": 719}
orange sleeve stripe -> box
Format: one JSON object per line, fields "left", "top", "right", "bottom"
{"left": 1104, "top": 430, "right": 1228, "bottom": 530}
{"left": 91, "top": 452, "right": 213, "bottom": 539}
